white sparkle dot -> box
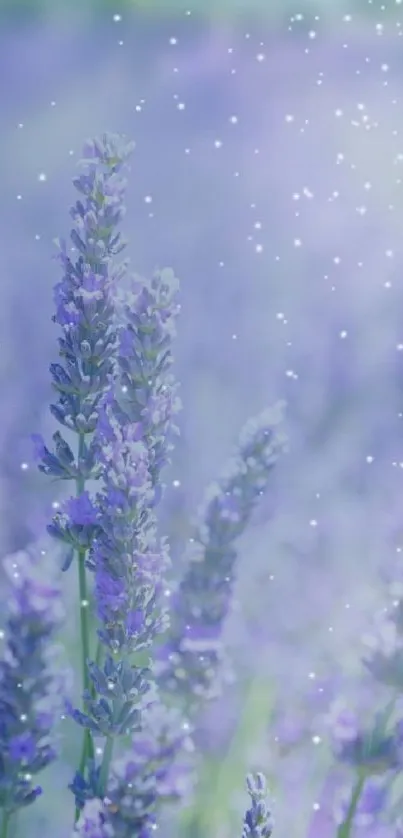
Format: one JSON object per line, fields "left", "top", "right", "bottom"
{"left": 113, "top": 13, "right": 122, "bottom": 21}
{"left": 20, "top": 462, "right": 28, "bottom": 470}
{"left": 366, "top": 455, "right": 374, "bottom": 463}
{"left": 169, "top": 37, "right": 178, "bottom": 44}
{"left": 340, "top": 330, "right": 347, "bottom": 338}
{"left": 144, "top": 195, "right": 152, "bottom": 203}
{"left": 38, "top": 172, "right": 47, "bottom": 182}
{"left": 294, "top": 238, "right": 302, "bottom": 247}
{"left": 229, "top": 115, "right": 238, "bottom": 124}
{"left": 214, "top": 140, "right": 223, "bottom": 148}
{"left": 172, "top": 479, "right": 181, "bottom": 488}
{"left": 285, "top": 114, "right": 294, "bottom": 123}
{"left": 310, "top": 519, "right": 318, "bottom": 527}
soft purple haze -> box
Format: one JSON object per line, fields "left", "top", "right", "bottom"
{"left": 1, "top": 10, "right": 403, "bottom": 838}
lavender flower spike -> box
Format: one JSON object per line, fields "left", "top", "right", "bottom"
{"left": 112, "top": 266, "right": 182, "bottom": 494}
{"left": 242, "top": 773, "right": 274, "bottom": 838}
{"left": 0, "top": 549, "right": 66, "bottom": 836}
{"left": 35, "top": 132, "right": 134, "bottom": 480}
{"left": 157, "top": 401, "right": 287, "bottom": 713}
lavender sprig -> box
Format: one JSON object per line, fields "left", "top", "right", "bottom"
{"left": 0, "top": 550, "right": 65, "bottom": 837}
{"left": 157, "top": 402, "right": 287, "bottom": 715}
{"left": 242, "top": 773, "right": 274, "bottom": 838}
{"left": 112, "top": 267, "right": 181, "bottom": 493}
{"left": 33, "top": 133, "right": 135, "bottom": 814}
{"left": 69, "top": 396, "right": 171, "bottom": 803}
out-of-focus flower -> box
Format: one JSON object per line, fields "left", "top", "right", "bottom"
{"left": 156, "top": 402, "right": 287, "bottom": 714}
{"left": 242, "top": 773, "right": 274, "bottom": 838}
{"left": 326, "top": 698, "right": 402, "bottom": 774}
{"left": 104, "top": 702, "right": 194, "bottom": 838}
{"left": 0, "top": 550, "right": 66, "bottom": 819}
{"left": 73, "top": 797, "right": 114, "bottom": 837}
{"left": 362, "top": 606, "right": 403, "bottom": 691}
{"left": 334, "top": 777, "right": 389, "bottom": 830}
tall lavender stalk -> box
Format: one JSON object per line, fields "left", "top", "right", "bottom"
{"left": 33, "top": 134, "right": 134, "bottom": 812}
{"left": 0, "top": 549, "right": 65, "bottom": 838}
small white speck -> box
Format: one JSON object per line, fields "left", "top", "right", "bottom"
{"left": 113, "top": 13, "right": 122, "bottom": 21}
{"left": 214, "top": 139, "right": 223, "bottom": 148}
{"left": 169, "top": 37, "right": 178, "bottom": 44}
{"left": 20, "top": 462, "right": 28, "bottom": 470}
{"left": 310, "top": 519, "right": 318, "bottom": 527}
{"left": 340, "top": 330, "right": 347, "bottom": 338}
{"left": 294, "top": 238, "right": 302, "bottom": 247}
{"left": 366, "top": 455, "right": 374, "bottom": 463}
{"left": 172, "top": 480, "right": 181, "bottom": 488}
{"left": 285, "top": 114, "right": 295, "bottom": 123}
{"left": 229, "top": 115, "right": 238, "bottom": 124}
{"left": 38, "top": 172, "right": 47, "bottom": 182}
{"left": 144, "top": 195, "right": 152, "bottom": 203}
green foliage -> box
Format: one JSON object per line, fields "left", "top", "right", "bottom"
{"left": 1, "top": 0, "right": 403, "bottom": 26}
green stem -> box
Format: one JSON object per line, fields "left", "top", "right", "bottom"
{"left": 0, "top": 811, "right": 10, "bottom": 838}
{"left": 98, "top": 736, "right": 114, "bottom": 798}
{"left": 74, "top": 434, "right": 94, "bottom": 823}
{"left": 337, "top": 770, "right": 366, "bottom": 838}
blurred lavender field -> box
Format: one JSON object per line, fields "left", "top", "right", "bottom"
{"left": 2, "top": 2, "right": 403, "bottom": 837}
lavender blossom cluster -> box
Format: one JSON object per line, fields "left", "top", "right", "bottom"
{"left": 0, "top": 134, "right": 279, "bottom": 838}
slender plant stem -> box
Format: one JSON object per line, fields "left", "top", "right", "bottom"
{"left": 74, "top": 433, "right": 94, "bottom": 823}
{"left": 0, "top": 811, "right": 10, "bottom": 838}
{"left": 98, "top": 736, "right": 114, "bottom": 798}
{"left": 337, "top": 770, "right": 366, "bottom": 838}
